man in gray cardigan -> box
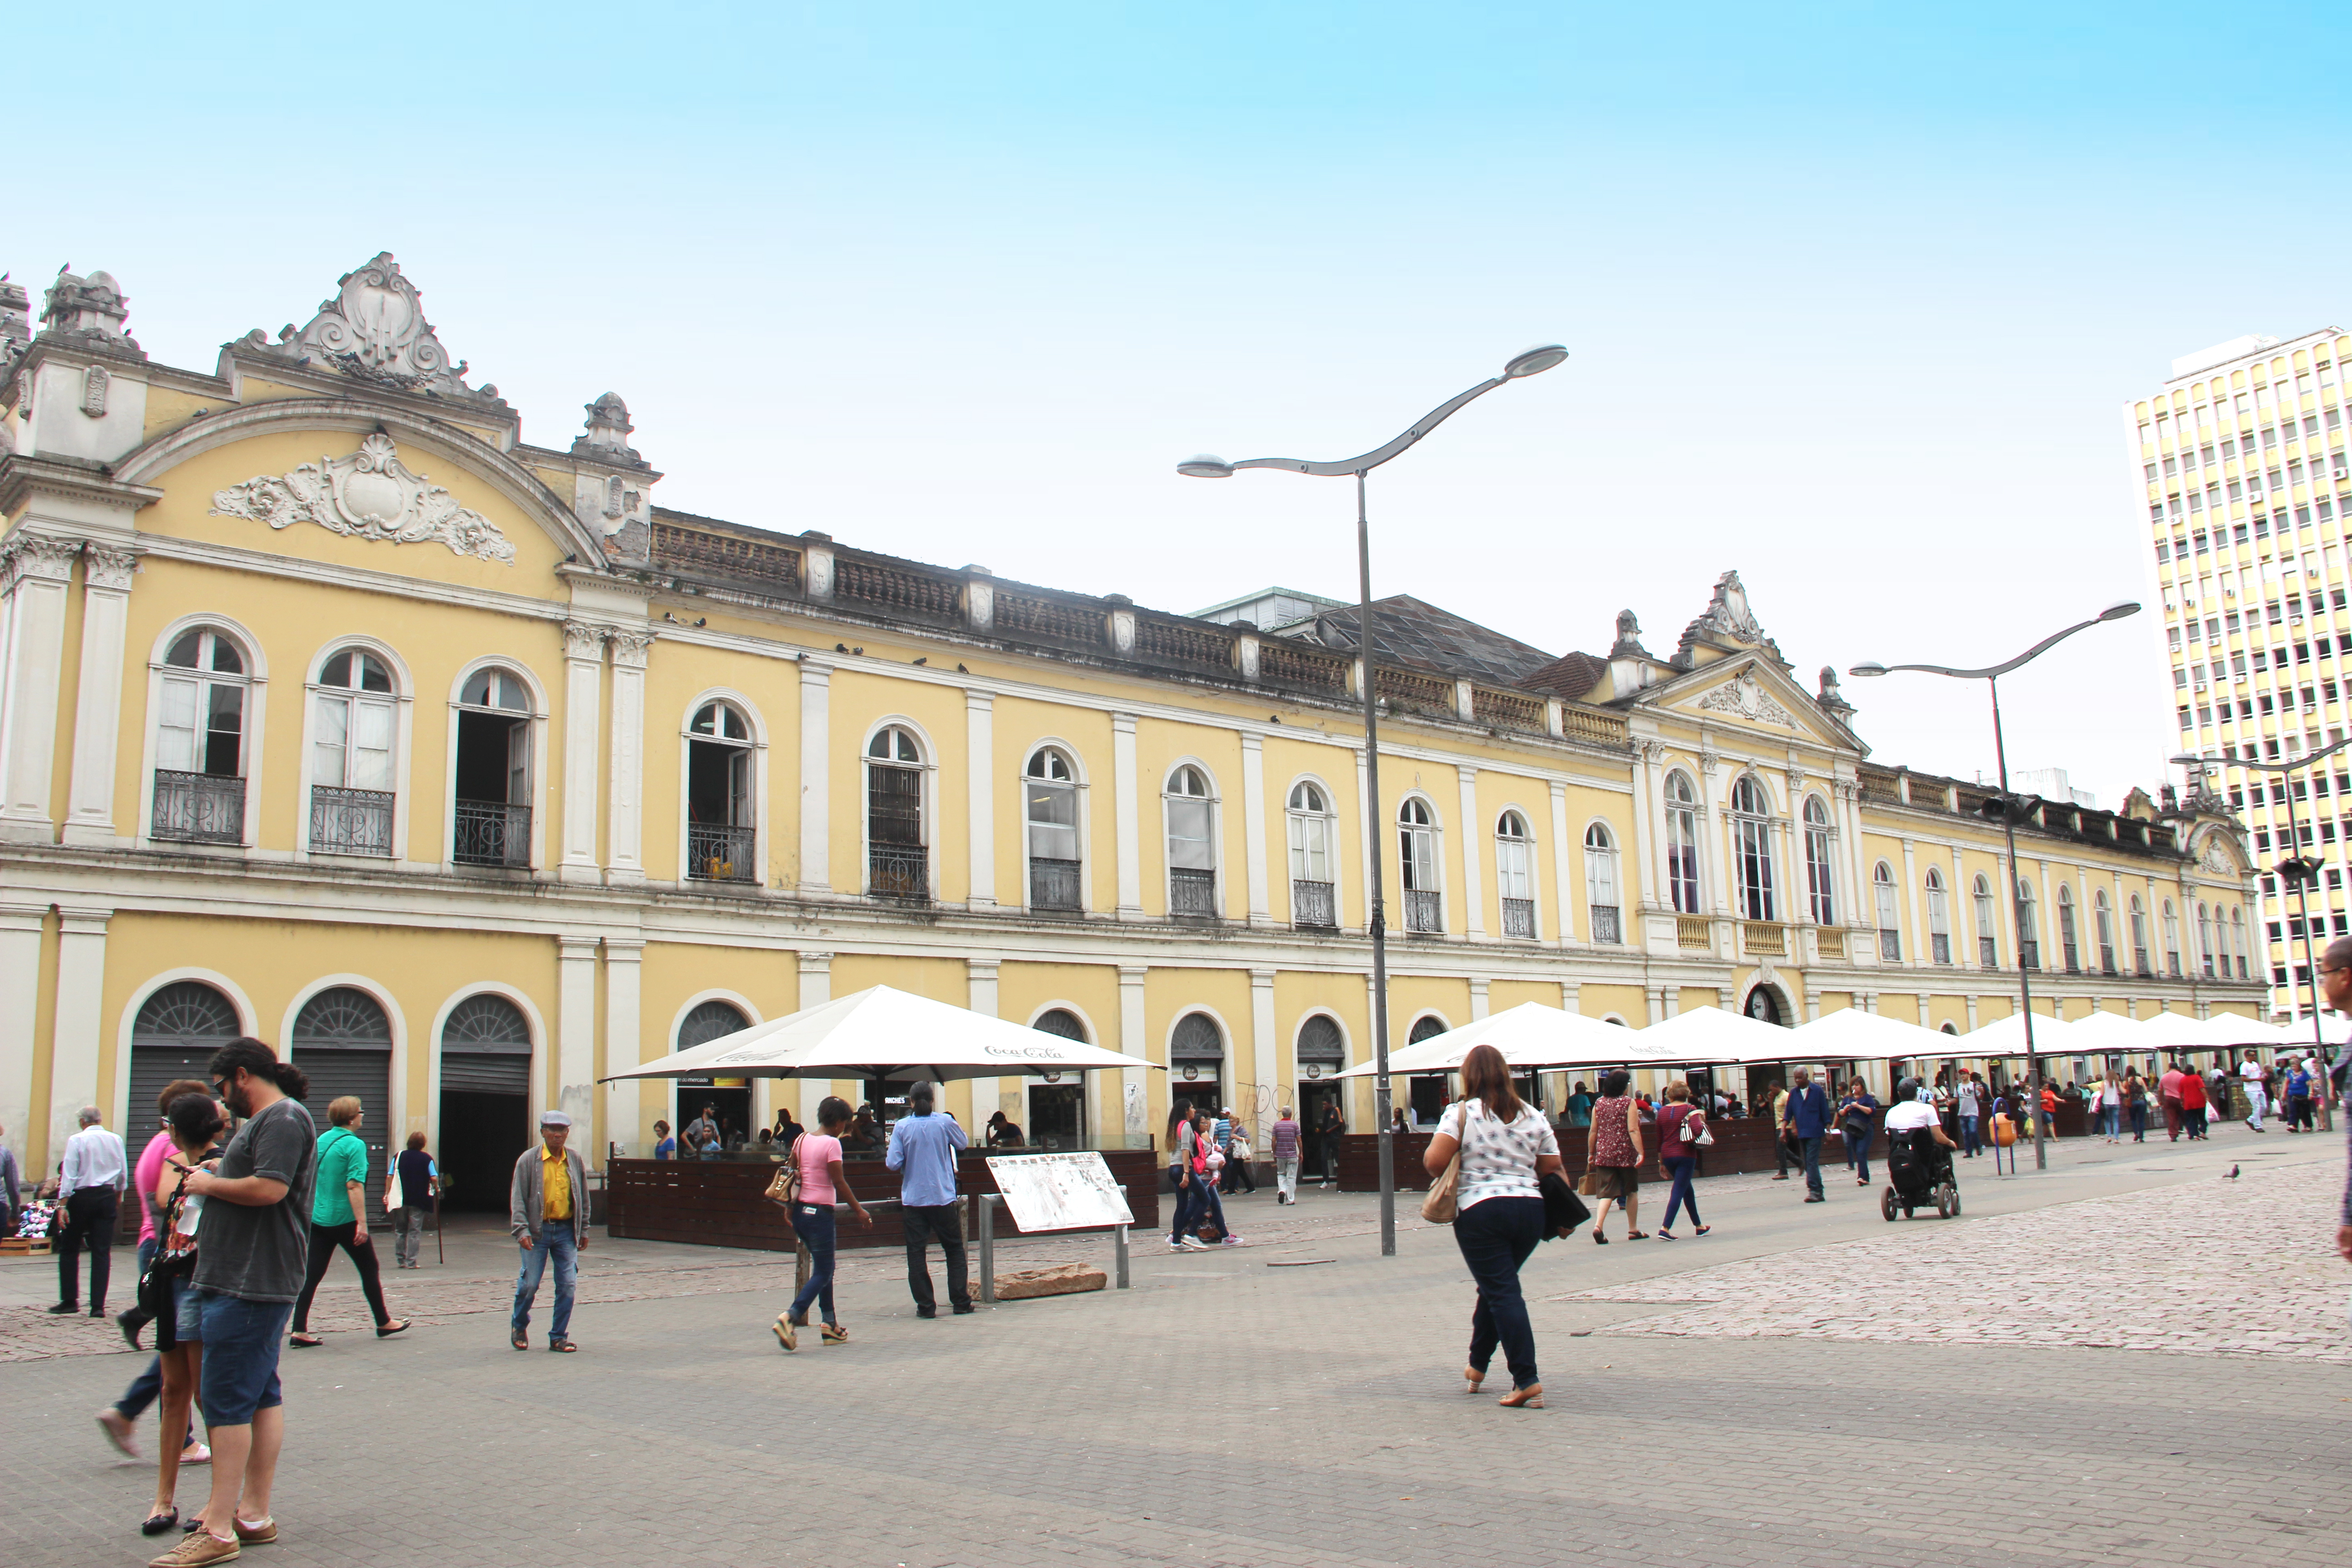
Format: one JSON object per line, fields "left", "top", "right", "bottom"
{"left": 509, "top": 1111, "right": 589, "bottom": 1352}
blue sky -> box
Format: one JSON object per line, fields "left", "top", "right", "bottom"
{"left": 18, "top": 2, "right": 2352, "bottom": 803}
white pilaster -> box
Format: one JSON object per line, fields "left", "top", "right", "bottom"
{"left": 1697, "top": 748, "right": 1729, "bottom": 916}
{"left": 604, "top": 630, "right": 652, "bottom": 885}
{"left": 965, "top": 691, "right": 995, "bottom": 910}
{"left": 1548, "top": 779, "right": 1574, "bottom": 944}
{"left": 1112, "top": 712, "right": 1143, "bottom": 918}
{"left": 799, "top": 662, "right": 831, "bottom": 893}
{"left": 61, "top": 546, "right": 136, "bottom": 847}
{"left": 0, "top": 535, "right": 80, "bottom": 843}
{"left": 1240, "top": 734, "right": 1270, "bottom": 926}
{"left": 1118, "top": 964, "right": 1149, "bottom": 1137}
{"left": 602, "top": 938, "right": 643, "bottom": 1159}
{"left": 556, "top": 936, "right": 598, "bottom": 1147}
{"left": 1953, "top": 846, "right": 1974, "bottom": 969}
{"left": 1455, "top": 764, "right": 1485, "bottom": 938}
{"left": 968, "top": 958, "right": 1011, "bottom": 1121}
{"left": 0, "top": 903, "right": 45, "bottom": 1172}
{"left": 1469, "top": 977, "right": 1491, "bottom": 1021}
{"left": 49, "top": 906, "right": 110, "bottom": 1154}
{"left": 558, "top": 623, "right": 605, "bottom": 883}
{"left": 1250, "top": 967, "right": 1277, "bottom": 1126}
{"left": 1901, "top": 837, "right": 1923, "bottom": 968}
{"left": 1355, "top": 745, "right": 1374, "bottom": 934}
{"left": 798, "top": 951, "right": 833, "bottom": 1123}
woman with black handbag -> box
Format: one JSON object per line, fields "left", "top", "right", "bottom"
{"left": 1421, "top": 1044, "right": 1562, "bottom": 1410}
{"left": 138, "top": 1091, "right": 227, "bottom": 1537}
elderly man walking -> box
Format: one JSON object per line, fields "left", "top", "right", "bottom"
{"left": 885, "top": 1084, "right": 972, "bottom": 1318}
{"left": 509, "top": 1111, "right": 589, "bottom": 1352}
{"left": 52, "top": 1106, "right": 128, "bottom": 1318}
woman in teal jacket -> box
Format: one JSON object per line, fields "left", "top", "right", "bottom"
{"left": 289, "top": 1096, "right": 407, "bottom": 1347}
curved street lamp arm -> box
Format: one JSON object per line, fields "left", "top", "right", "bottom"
{"left": 2186, "top": 733, "right": 2352, "bottom": 775}
{"left": 1868, "top": 612, "right": 2112, "bottom": 682}
{"left": 1225, "top": 376, "right": 1509, "bottom": 477}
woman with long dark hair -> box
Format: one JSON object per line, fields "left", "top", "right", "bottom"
{"left": 1422, "top": 1043, "right": 1561, "bottom": 1410}
{"left": 139, "top": 1091, "right": 227, "bottom": 1536}
{"left": 1165, "top": 1099, "right": 1208, "bottom": 1252}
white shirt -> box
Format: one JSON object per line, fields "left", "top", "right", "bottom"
{"left": 1886, "top": 1100, "right": 1939, "bottom": 1132}
{"left": 59, "top": 1124, "right": 128, "bottom": 1195}
{"left": 2240, "top": 1060, "right": 2265, "bottom": 1082}
{"left": 1437, "top": 1097, "right": 1559, "bottom": 1209}
{"left": 1957, "top": 1084, "right": 1980, "bottom": 1114}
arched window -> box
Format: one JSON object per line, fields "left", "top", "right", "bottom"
{"left": 1165, "top": 765, "right": 1217, "bottom": 917}
{"left": 2094, "top": 890, "right": 2117, "bottom": 975}
{"left": 2129, "top": 894, "right": 2150, "bottom": 975}
{"left": 1973, "top": 874, "right": 1998, "bottom": 968}
{"left": 678, "top": 997, "right": 749, "bottom": 1049}
{"left": 2231, "top": 906, "right": 2248, "bottom": 979}
{"left": 1406, "top": 1014, "right": 1449, "bottom": 1044}
{"left": 1873, "top": 862, "right": 1901, "bottom": 960}
{"left": 1028, "top": 1009, "right": 1090, "bottom": 1149}
{"left": 1033, "top": 1008, "right": 1087, "bottom": 1040}
{"left": 291, "top": 986, "right": 394, "bottom": 1213}
{"left": 1802, "top": 795, "right": 1835, "bottom": 925}
{"left": 454, "top": 666, "right": 534, "bottom": 868}
{"left": 1024, "top": 747, "right": 1080, "bottom": 911}
{"left": 152, "top": 626, "right": 252, "bottom": 847}
{"left": 1925, "top": 867, "right": 1950, "bottom": 965}
{"left": 129, "top": 980, "right": 241, "bottom": 1126}
{"left": 687, "top": 701, "right": 757, "bottom": 882}
{"left": 1171, "top": 1012, "right": 1225, "bottom": 1099}
{"left": 2017, "top": 877, "right": 2041, "bottom": 970}
{"left": 1398, "top": 798, "right": 1441, "bottom": 933}
{"left": 1296, "top": 1014, "right": 1346, "bottom": 1078}
{"left": 2196, "top": 901, "right": 2215, "bottom": 977}
{"left": 439, "top": 992, "right": 532, "bottom": 1098}
{"left": 309, "top": 647, "right": 397, "bottom": 857}
{"left": 867, "top": 726, "right": 927, "bottom": 900}
{"left": 1495, "top": 809, "right": 1536, "bottom": 938}
{"left": 1584, "top": 823, "right": 1621, "bottom": 944}
{"left": 1287, "top": 782, "right": 1337, "bottom": 930}
{"left": 2057, "top": 884, "right": 2081, "bottom": 973}
{"left": 2161, "top": 899, "right": 2181, "bottom": 976}
{"left": 1730, "top": 776, "right": 1776, "bottom": 921}
{"left": 1664, "top": 771, "right": 1700, "bottom": 915}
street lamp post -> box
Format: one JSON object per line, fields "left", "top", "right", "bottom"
{"left": 1178, "top": 343, "right": 1568, "bottom": 1257}
{"left": 1850, "top": 601, "right": 2140, "bottom": 1172}
{"left": 2173, "top": 737, "right": 2350, "bottom": 1131}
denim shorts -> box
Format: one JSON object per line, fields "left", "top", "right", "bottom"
{"left": 193, "top": 1289, "right": 294, "bottom": 1425}
{"left": 170, "top": 1275, "right": 203, "bottom": 1345}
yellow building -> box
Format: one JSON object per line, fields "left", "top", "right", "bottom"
{"left": 0, "top": 255, "right": 2262, "bottom": 1195}
{"left": 2127, "top": 327, "right": 2352, "bottom": 1022}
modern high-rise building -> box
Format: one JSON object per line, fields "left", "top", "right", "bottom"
{"left": 2131, "top": 326, "right": 2352, "bottom": 1021}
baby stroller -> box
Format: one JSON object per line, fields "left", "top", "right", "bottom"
{"left": 1881, "top": 1126, "right": 1960, "bottom": 1220}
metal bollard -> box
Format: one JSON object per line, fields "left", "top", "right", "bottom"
{"left": 1113, "top": 1224, "right": 1128, "bottom": 1289}
{"left": 977, "top": 1194, "right": 997, "bottom": 1304}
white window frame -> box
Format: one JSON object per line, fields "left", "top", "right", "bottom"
{"left": 1583, "top": 819, "right": 1621, "bottom": 941}
{"left": 1924, "top": 867, "right": 1950, "bottom": 963}
{"left": 676, "top": 689, "right": 769, "bottom": 888}
{"left": 1161, "top": 759, "right": 1220, "bottom": 917}
{"left": 1397, "top": 793, "right": 1443, "bottom": 932}
{"left": 1019, "top": 739, "right": 1090, "bottom": 913}
{"left": 1974, "top": 873, "right": 1999, "bottom": 965}
{"left": 137, "top": 614, "right": 268, "bottom": 853}
{"left": 1730, "top": 774, "right": 1778, "bottom": 922}
{"left": 1664, "top": 770, "right": 1701, "bottom": 916}
{"left": 1493, "top": 806, "right": 1538, "bottom": 939}
{"left": 297, "top": 637, "right": 413, "bottom": 866}
{"left": 443, "top": 657, "right": 550, "bottom": 874}
{"left": 1284, "top": 775, "right": 1343, "bottom": 925}
{"left": 861, "top": 717, "right": 940, "bottom": 900}
{"left": 1802, "top": 794, "right": 1836, "bottom": 925}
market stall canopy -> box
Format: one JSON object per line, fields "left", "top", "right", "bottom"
{"left": 1331, "top": 1003, "right": 1639, "bottom": 1078}
{"left": 600, "top": 985, "right": 1161, "bottom": 1085}
{"left": 1630, "top": 1005, "right": 1795, "bottom": 1065}
{"left": 2195, "top": 1013, "right": 2324, "bottom": 1049}
{"left": 1959, "top": 1010, "right": 2082, "bottom": 1054}
{"left": 2051, "top": 1009, "right": 2159, "bottom": 1051}
{"left": 2131, "top": 1011, "right": 2215, "bottom": 1052}
{"left": 1784, "top": 1005, "right": 1955, "bottom": 1061}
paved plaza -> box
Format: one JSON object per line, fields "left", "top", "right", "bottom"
{"left": 6, "top": 1123, "right": 2350, "bottom": 1568}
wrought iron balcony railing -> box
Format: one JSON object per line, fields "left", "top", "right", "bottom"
{"left": 1029, "top": 856, "right": 1082, "bottom": 911}
{"left": 1402, "top": 888, "right": 1443, "bottom": 934}
{"left": 869, "top": 843, "right": 929, "bottom": 901}
{"left": 309, "top": 786, "right": 395, "bottom": 857}
{"left": 1501, "top": 897, "right": 1535, "bottom": 938}
{"left": 152, "top": 770, "right": 245, "bottom": 846}
{"left": 453, "top": 799, "right": 531, "bottom": 867}
{"left": 1291, "top": 879, "right": 1336, "bottom": 930}
{"left": 1170, "top": 867, "right": 1217, "bottom": 917}
{"left": 687, "top": 823, "right": 757, "bottom": 883}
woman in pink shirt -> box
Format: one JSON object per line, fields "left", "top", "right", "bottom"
{"left": 774, "top": 1097, "right": 871, "bottom": 1351}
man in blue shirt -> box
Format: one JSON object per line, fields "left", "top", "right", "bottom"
{"left": 1782, "top": 1068, "right": 1833, "bottom": 1202}
{"left": 885, "top": 1083, "right": 972, "bottom": 1318}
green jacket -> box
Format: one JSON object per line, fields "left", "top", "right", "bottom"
{"left": 311, "top": 1125, "right": 369, "bottom": 1226}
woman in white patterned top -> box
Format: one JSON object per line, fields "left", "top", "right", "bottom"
{"left": 1422, "top": 1043, "right": 1561, "bottom": 1410}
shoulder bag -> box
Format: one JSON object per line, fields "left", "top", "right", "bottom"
{"left": 1421, "top": 1106, "right": 1464, "bottom": 1224}
{"left": 764, "top": 1135, "right": 801, "bottom": 1207}
{"left": 1691, "top": 1112, "right": 1715, "bottom": 1148}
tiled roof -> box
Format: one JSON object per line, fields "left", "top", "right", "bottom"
{"left": 1519, "top": 652, "right": 1606, "bottom": 703}
{"left": 1309, "top": 596, "right": 1558, "bottom": 690}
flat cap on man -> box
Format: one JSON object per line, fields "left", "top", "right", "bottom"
{"left": 539, "top": 1110, "right": 572, "bottom": 1128}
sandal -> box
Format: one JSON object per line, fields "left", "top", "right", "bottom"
{"left": 1626, "top": 1230, "right": 1649, "bottom": 1240}
{"left": 548, "top": 1337, "right": 577, "bottom": 1352}
{"left": 820, "top": 1322, "right": 849, "bottom": 1345}
{"left": 375, "top": 1319, "right": 410, "bottom": 1339}
{"left": 288, "top": 1333, "right": 323, "bottom": 1348}
{"left": 511, "top": 1332, "right": 529, "bottom": 1352}
{"left": 141, "top": 1507, "right": 179, "bottom": 1537}
{"left": 1592, "top": 1232, "right": 1608, "bottom": 1245}
{"left": 1463, "top": 1366, "right": 1485, "bottom": 1393}
{"left": 1498, "top": 1383, "right": 1545, "bottom": 1409}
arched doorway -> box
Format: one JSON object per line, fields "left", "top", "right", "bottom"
{"left": 1027, "top": 1009, "right": 1088, "bottom": 1150}
{"left": 674, "top": 1000, "right": 753, "bottom": 1150}
{"left": 1740, "top": 984, "right": 1787, "bottom": 1108}
{"left": 1402, "top": 1014, "right": 1450, "bottom": 1129}
{"left": 129, "top": 981, "right": 240, "bottom": 1140}
{"left": 291, "top": 987, "right": 393, "bottom": 1223}
{"left": 1297, "top": 1014, "right": 1349, "bottom": 1180}
{"left": 438, "top": 994, "right": 532, "bottom": 1211}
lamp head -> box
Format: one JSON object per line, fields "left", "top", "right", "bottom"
{"left": 1176, "top": 454, "right": 1234, "bottom": 479}
{"left": 2097, "top": 600, "right": 2141, "bottom": 622}
{"left": 1503, "top": 343, "right": 1569, "bottom": 378}
{"left": 1847, "top": 662, "right": 1888, "bottom": 678}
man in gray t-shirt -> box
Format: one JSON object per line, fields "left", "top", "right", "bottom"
{"left": 193, "top": 1095, "right": 318, "bottom": 1303}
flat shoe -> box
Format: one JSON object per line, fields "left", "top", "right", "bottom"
{"left": 375, "top": 1319, "right": 410, "bottom": 1338}
{"left": 287, "top": 1333, "right": 322, "bottom": 1348}
{"left": 181, "top": 1444, "right": 211, "bottom": 1466}
{"left": 1625, "top": 1231, "right": 1648, "bottom": 1240}
{"left": 1591, "top": 1232, "right": 1607, "bottom": 1245}
{"left": 142, "top": 1508, "right": 180, "bottom": 1537}
{"left": 232, "top": 1518, "right": 276, "bottom": 1544}
{"left": 1497, "top": 1384, "right": 1544, "bottom": 1409}
{"left": 1654, "top": 1230, "right": 1676, "bottom": 1240}
{"left": 1692, "top": 1225, "right": 1710, "bottom": 1236}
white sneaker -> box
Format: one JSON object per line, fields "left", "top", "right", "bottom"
{"left": 1180, "top": 1236, "right": 1213, "bottom": 1251}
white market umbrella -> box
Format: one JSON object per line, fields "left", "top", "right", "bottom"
{"left": 2132, "top": 1010, "right": 2216, "bottom": 1053}
{"left": 2054, "top": 1009, "right": 2159, "bottom": 1052}
{"left": 2196, "top": 1013, "right": 2307, "bottom": 1049}
{"left": 1632, "top": 1004, "right": 1797, "bottom": 1064}
{"left": 1960, "top": 1010, "right": 2081, "bottom": 1056}
{"left": 1785, "top": 1005, "right": 1953, "bottom": 1062}
{"left": 600, "top": 985, "right": 1160, "bottom": 1086}
{"left": 1331, "top": 1003, "right": 1638, "bottom": 1078}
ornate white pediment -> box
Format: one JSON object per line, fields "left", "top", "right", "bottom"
{"left": 1695, "top": 670, "right": 1797, "bottom": 729}
{"left": 210, "top": 433, "right": 517, "bottom": 563}
{"left": 235, "top": 253, "right": 495, "bottom": 402}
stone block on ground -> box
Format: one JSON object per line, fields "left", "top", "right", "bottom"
{"left": 994, "top": 1262, "right": 1106, "bottom": 1301}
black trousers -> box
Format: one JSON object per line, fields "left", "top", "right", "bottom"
{"left": 58, "top": 1188, "right": 118, "bottom": 1311}
{"left": 293, "top": 1219, "right": 391, "bottom": 1332}
{"left": 901, "top": 1202, "right": 970, "bottom": 1311}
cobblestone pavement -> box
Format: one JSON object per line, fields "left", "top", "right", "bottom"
{"left": 5, "top": 1128, "right": 2348, "bottom": 1568}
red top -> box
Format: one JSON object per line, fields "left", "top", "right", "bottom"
{"left": 1655, "top": 1104, "right": 1697, "bottom": 1159}
{"left": 1589, "top": 1096, "right": 1638, "bottom": 1168}
{"left": 2179, "top": 1073, "right": 2207, "bottom": 1110}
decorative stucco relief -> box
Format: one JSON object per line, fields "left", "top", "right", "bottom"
{"left": 210, "top": 432, "right": 517, "bottom": 563}
{"left": 1695, "top": 670, "right": 1796, "bottom": 728}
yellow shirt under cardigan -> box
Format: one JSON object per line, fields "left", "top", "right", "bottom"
{"left": 540, "top": 1146, "right": 572, "bottom": 1220}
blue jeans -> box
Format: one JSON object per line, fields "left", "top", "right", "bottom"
{"left": 118, "top": 1238, "right": 164, "bottom": 1419}
{"left": 1453, "top": 1196, "right": 1545, "bottom": 1391}
{"left": 788, "top": 1204, "right": 837, "bottom": 1324}
{"left": 512, "top": 1222, "right": 578, "bottom": 1339}
{"left": 2102, "top": 1105, "right": 2121, "bottom": 1137}
{"left": 1960, "top": 1115, "right": 1981, "bottom": 1156}
{"left": 1661, "top": 1156, "right": 1700, "bottom": 1230}
{"left": 1799, "top": 1134, "right": 1824, "bottom": 1196}
{"left": 1169, "top": 1172, "right": 1201, "bottom": 1241}
{"left": 191, "top": 1290, "right": 293, "bottom": 1427}
{"left": 1847, "top": 1130, "right": 1872, "bottom": 1184}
